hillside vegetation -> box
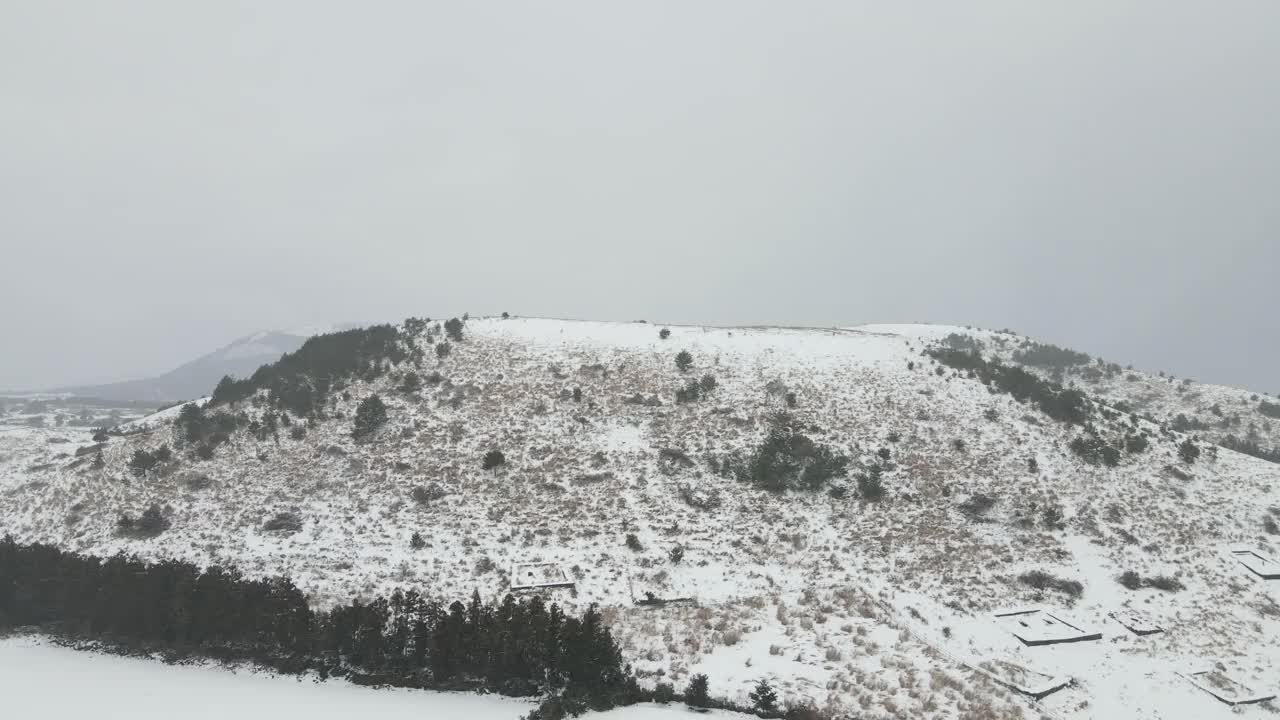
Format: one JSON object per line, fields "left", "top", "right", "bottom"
{"left": 2, "top": 317, "right": 1278, "bottom": 720}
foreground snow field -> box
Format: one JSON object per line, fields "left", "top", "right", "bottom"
{"left": 0, "top": 636, "right": 750, "bottom": 720}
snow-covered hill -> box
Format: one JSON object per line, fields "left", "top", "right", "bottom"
{"left": 3, "top": 317, "right": 1278, "bottom": 720}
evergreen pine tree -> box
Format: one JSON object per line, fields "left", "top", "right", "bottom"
{"left": 685, "top": 673, "right": 710, "bottom": 708}
{"left": 352, "top": 395, "right": 388, "bottom": 440}
{"left": 445, "top": 317, "right": 465, "bottom": 342}
{"left": 750, "top": 678, "right": 779, "bottom": 716}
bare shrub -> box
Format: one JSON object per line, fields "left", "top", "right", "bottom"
{"left": 1018, "top": 570, "right": 1083, "bottom": 599}
{"left": 262, "top": 512, "right": 303, "bottom": 534}
{"left": 958, "top": 493, "right": 997, "bottom": 521}
{"left": 1119, "top": 570, "right": 1184, "bottom": 592}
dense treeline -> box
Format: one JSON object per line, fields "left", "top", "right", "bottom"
{"left": 210, "top": 325, "right": 411, "bottom": 417}
{"left": 0, "top": 537, "right": 628, "bottom": 706}
{"left": 929, "top": 348, "right": 1090, "bottom": 425}
{"left": 1220, "top": 435, "right": 1280, "bottom": 464}
{"left": 1011, "top": 341, "right": 1091, "bottom": 370}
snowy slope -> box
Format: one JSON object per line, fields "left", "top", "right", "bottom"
{"left": 3, "top": 317, "right": 1278, "bottom": 720}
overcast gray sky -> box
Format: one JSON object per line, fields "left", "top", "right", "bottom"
{"left": 2, "top": 1, "right": 1277, "bottom": 392}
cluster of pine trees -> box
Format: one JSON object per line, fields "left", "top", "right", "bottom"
{"left": 719, "top": 413, "right": 849, "bottom": 494}
{"left": 0, "top": 537, "right": 628, "bottom": 705}
{"left": 210, "top": 325, "right": 408, "bottom": 416}
{"left": 1220, "top": 435, "right": 1280, "bottom": 464}
{"left": 929, "top": 348, "right": 1090, "bottom": 425}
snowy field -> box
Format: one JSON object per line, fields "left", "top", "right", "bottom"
{"left": 0, "top": 636, "right": 749, "bottom": 720}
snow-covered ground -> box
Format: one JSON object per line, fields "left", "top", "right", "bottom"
{"left": 3, "top": 316, "right": 1279, "bottom": 719}
{"left": 0, "top": 635, "right": 751, "bottom": 720}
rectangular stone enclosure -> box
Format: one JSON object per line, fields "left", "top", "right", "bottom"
{"left": 994, "top": 607, "right": 1102, "bottom": 646}
{"left": 1181, "top": 669, "right": 1277, "bottom": 706}
{"left": 1232, "top": 548, "right": 1280, "bottom": 580}
{"left": 510, "top": 562, "right": 574, "bottom": 592}
{"left": 974, "top": 659, "right": 1071, "bottom": 699}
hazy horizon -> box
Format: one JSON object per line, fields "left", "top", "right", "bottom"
{"left": 3, "top": 2, "right": 1277, "bottom": 393}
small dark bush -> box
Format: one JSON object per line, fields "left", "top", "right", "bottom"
{"left": 659, "top": 328, "right": 671, "bottom": 340}
{"left": 289, "top": 425, "right": 306, "bottom": 440}
{"left": 1041, "top": 504, "right": 1064, "bottom": 529}
{"left": 117, "top": 504, "right": 171, "bottom": 538}
{"left": 856, "top": 465, "right": 885, "bottom": 501}
{"left": 675, "top": 380, "right": 705, "bottom": 404}
{"left": 1178, "top": 439, "right": 1201, "bottom": 464}
{"left": 482, "top": 450, "right": 506, "bottom": 470}
{"left": 1018, "top": 570, "right": 1083, "bottom": 599}
{"left": 410, "top": 531, "right": 426, "bottom": 550}
{"left": 698, "top": 374, "right": 717, "bottom": 392}
{"left": 668, "top": 545, "right": 684, "bottom": 564}
{"left": 675, "top": 350, "right": 693, "bottom": 372}
{"left": 877, "top": 447, "right": 891, "bottom": 461}
{"left": 958, "top": 493, "right": 997, "bottom": 521}
{"left": 1146, "top": 575, "right": 1184, "bottom": 592}
{"left": 1124, "top": 434, "right": 1149, "bottom": 454}
{"left": 952, "top": 438, "right": 966, "bottom": 452}
{"left": 983, "top": 408, "right": 999, "bottom": 422}
{"left": 1119, "top": 571, "right": 1184, "bottom": 592}
{"left": 1265, "top": 515, "right": 1280, "bottom": 535}
{"left": 411, "top": 484, "right": 446, "bottom": 505}
{"left": 400, "top": 372, "right": 422, "bottom": 393}
{"left": 262, "top": 512, "right": 303, "bottom": 534}
{"left": 435, "top": 342, "right": 452, "bottom": 358}
{"left": 625, "top": 533, "right": 643, "bottom": 552}
{"left": 1028, "top": 457, "right": 1039, "bottom": 473}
